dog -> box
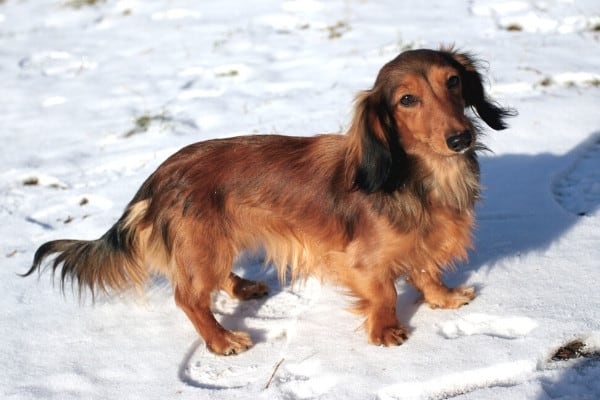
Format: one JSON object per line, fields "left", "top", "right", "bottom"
{"left": 24, "top": 47, "right": 514, "bottom": 355}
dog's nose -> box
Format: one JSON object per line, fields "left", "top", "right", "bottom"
{"left": 446, "top": 131, "right": 473, "bottom": 153}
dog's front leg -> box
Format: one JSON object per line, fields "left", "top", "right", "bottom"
{"left": 345, "top": 273, "right": 409, "bottom": 346}
{"left": 406, "top": 267, "right": 475, "bottom": 309}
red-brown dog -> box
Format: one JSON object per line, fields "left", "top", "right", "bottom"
{"left": 25, "top": 47, "right": 514, "bottom": 355}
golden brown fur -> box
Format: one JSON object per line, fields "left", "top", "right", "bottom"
{"left": 24, "top": 47, "right": 515, "bottom": 355}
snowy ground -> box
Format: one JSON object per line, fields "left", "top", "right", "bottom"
{"left": 1, "top": 0, "right": 600, "bottom": 399}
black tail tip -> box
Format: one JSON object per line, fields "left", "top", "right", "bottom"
{"left": 21, "top": 239, "right": 75, "bottom": 279}
{"left": 19, "top": 265, "right": 38, "bottom": 278}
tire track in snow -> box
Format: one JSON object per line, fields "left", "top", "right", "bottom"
{"left": 553, "top": 132, "right": 600, "bottom": 216}
{"left": 378, "top": 333, "right": 600, "bottom": 400}
{"left": 378, "top": 359, "right": 538, "bottom": 400}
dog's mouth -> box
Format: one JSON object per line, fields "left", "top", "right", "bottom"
{"left": 428, "top": 140, "right": 476, "bottom": 158}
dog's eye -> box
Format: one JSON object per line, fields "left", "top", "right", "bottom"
{"left": 399, "top": 94, "right": 417, "bottom": 107}
{"left": 447, "top": 75, "right": 460, "bottom": 89}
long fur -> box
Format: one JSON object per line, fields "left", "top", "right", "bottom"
{"left": 24, "top": 47, "right": 515, "bottom": 355}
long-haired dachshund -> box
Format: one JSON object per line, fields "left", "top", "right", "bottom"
{"left": 24, "top": 47, "right": 514, "bottom": 355}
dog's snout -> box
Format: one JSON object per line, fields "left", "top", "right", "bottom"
{"left": 446, "top": 131, "right": 473, "bottom": 153}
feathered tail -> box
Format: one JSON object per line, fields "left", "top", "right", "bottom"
{"left": 22, "top": 200, "right": 151, "bottom": 298}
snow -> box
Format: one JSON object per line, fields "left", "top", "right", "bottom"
{"left": 1, "top": 0, "right": 599, "bottom": 399}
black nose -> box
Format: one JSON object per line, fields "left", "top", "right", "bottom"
{"left": 446, "top": 131, "right": 473, "bottom": 152}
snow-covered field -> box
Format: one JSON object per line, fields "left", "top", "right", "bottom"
{"left": 2, "top": 0, "right": 600, "bottom": 399}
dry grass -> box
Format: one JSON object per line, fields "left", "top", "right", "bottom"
{"left": 65, "top": 0, "right": 106, "bottom": 8}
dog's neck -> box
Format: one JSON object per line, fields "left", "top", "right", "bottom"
{"left": 411, "top": 151, "right": 480, "bottom": 213}
{"left": 370, "top": 151, "right": 479, "bottom": 233}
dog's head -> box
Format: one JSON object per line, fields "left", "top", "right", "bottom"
{"left": 347, "top": 47, "right": 516, "bottom": 193}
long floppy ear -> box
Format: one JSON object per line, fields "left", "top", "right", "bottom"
{"left": 446, "top": 49, "right": 517, "bottom": 130}
{"left": 345, "top": 90, "right": 406, "bottom": 193}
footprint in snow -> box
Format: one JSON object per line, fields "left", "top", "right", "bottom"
{"left": 439, "top": 313, "right": 537, "bottom": 340}
{"left": 19, "top": 50, "right": 96, "bottom": 77}
{"left": 471, "top": 0, "right": 600, "bottom": 34}
{"left": 277, "top": 356, "right": 338, "bottom": 398}
{"left": 180, "top": 278, "right": 322, "bottom": 389}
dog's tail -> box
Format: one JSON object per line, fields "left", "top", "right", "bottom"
{"left": 22, "top": 200, "right": 154, "bottom": 298}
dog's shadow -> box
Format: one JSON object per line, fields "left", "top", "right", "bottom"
{"left": 451, "top": 131, "right": 600, "bottom": 283}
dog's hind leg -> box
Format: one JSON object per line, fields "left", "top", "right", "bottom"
{"left": 174, "top": 287, "right": 252, "bottom": 355}
{"left": 172, "top": 239, "right": 252, "bottom": 355}
{"left": 221, "top": 272, "right": 269, "bottom": 301}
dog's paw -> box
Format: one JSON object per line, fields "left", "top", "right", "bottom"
{"left": 427, "top": 285, "right": 476, "bottom": 309}
{"left": 207, "top": 330, "right": 253, "bottom": 356}
{"left": 370, "top": 325, "right": 410, "bottom": 347}
{"left": 232, "top": 279, "right": 269, "bottom": 300}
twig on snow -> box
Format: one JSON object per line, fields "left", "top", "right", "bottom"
{"left": 264, "top": 358, "right": 285, "bottom": 389}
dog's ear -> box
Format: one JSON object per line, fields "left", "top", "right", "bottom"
{"left": 346, "top": 90, "right": 406, "bottom": 193}
{"left": 446, "top": 50, "right": 517, "bottom": 130}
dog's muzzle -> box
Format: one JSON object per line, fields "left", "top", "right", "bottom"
{"left": 446, "top": 131, "right": 473, "bottom": 153}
